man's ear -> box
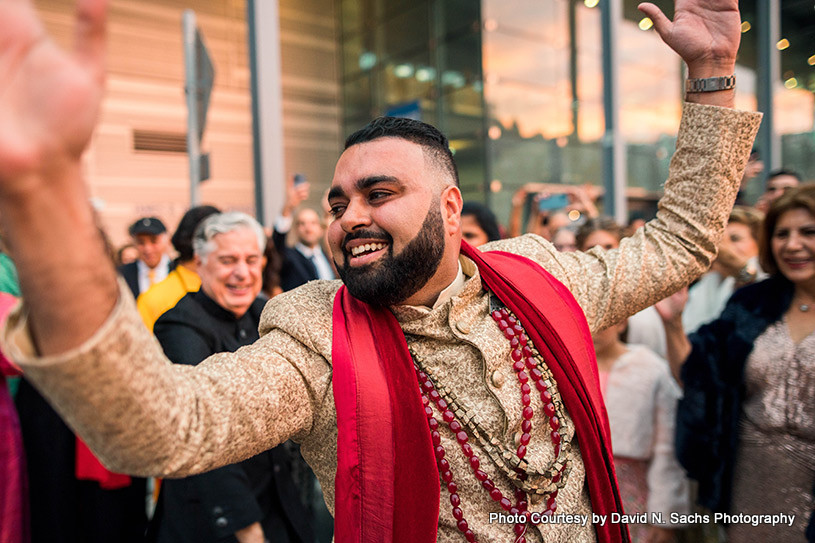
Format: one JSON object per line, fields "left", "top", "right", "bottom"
{"left": 441, "top": 185, "right": 463, "bottom": 237}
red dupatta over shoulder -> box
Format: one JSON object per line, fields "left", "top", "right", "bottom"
{"left": 331, "top": 281, "right": 440, "bottom": 543}
{"left": 331, "top": 241, "right": 628, "bottom": 543}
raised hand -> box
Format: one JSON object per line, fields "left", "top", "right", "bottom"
{"left": 655, "top": 286, "right": 692, "bottom": 385}
{"left": 282, "top": 174, "right": 311, "bottom": 217}
{"left": 638, "top": 0, "right": 740, "bottom": 75}
{"left": 654, "top": 286, "right": 689, "bottom": 324}
{"left": 0, "top": 0, "right": 107, "bottom": 191}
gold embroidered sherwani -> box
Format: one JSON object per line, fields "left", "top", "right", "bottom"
{"left": 3, "top": 104, "right": 761, "bottom": 543}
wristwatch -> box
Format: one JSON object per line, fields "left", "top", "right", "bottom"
{"left": 736, "top": 263, "right": 757, "bottom": 285}
{"left": 685, "top": 75, "right": 736, "bottom": 93}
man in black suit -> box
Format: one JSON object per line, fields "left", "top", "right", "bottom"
{"left": 273, "top": 177, "right": 335, "bottom": 291}
{"left": 117, "top": 217, "right": 173, "bottom": 298}
{"left": 150, "top": 212, "right": 313, "bottom": 543}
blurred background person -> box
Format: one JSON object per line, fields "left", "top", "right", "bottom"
{"left": 576, "top": 216, "right": 624, "bottom": 252}
{"left": 0, "top": 234, "right": 20, "bottom": 297}
{"left": 657, "top": 184, "right": 815, "bottom": 542}
{"left": 149, "top": 212, "right": 313, "bottom": 543}
{"left": 682, "top": 206, "right": 765, "bottom": 334}
{"left": 16, "top": 374, "right": 147, "bottom": 541}
{"left": 261, "top": 234, "right": 284, "bottom": 300}
{"left": 461, "top": 201, "right": 501, "bottom": 246}
{"left": 735, "top": 148, "right": 763, "bottom": 205}
{"left": 137, "top": 205, "right": 220, "bottom": 332}
{"left": 1, "top": 288, "right": 28, "bottom": 543}
{"left": 592, "top": 318, "right": 689, "bottom": 543}
{"left": 755, "top": 168, "right": 803, "bottom": 213}
{"left": 115, "top": 243, "right": 139, "bottom": 267}
{"left": 118, "top": 217, "right": 173, "bottom": 298}
{"left": 509, "top": 184, "right": 599, "bottom": 239}
{"left": 552, "top": 227, "right": 577, "bottom": 252}
{"left": 0, "top": 232, "right": 23, "bottom": 412}
{"left": 274, "top": 175, "right": 335, "bottom": 291}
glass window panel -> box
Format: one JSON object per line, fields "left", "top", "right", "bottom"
{"left": 343, "top": 73, "right": 373, "bottom": 121}
{"left": 339, "top": 0, "right": 373, "bottom": 39}
{"left": 482, "top": 0, "right": 604, "bottom": 226}
{"left": 341, "top": 34, "right": 367, "bottom": 78}
{"left": 380, "top": 4, "right": 430, "bottom": 60}
{"left": 616, "top": 3, "right": 681, "bottom": 199}
{"left": 778, "top": 0, "right": 815, "bottom": 182}
{"left": 441, "top": 0, "right": 481, "bottom": 36}
{"left": 381, "top": 53, "right": 434, "bottom": 110}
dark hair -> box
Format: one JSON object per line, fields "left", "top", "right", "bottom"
{"left": 759, "top": 183, "right": 815, "bottom": 275}
{"left": 461, "top": 201, "right": 501, "bottom": 242}
{"left": 575, "top": 216, "right": 624, "bottom": 251}
{"left": 728, "top": 205, "right": 763, "bottom": 245}
{"left": 262, "top": 236, "right": 283, "bottom": 299}
{"left": 344, "top": 116, "right": 459, "bottom": 187}
{"left": 768, "top": 168, "right": 804, "bottom": 184}
{"left": 172, "top": 205, "right": 221, "bottom": 262}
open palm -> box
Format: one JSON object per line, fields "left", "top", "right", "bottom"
{"left": 639, "top": 0, "right": 741, "bottom": 68}
{"left": 0, "top": 0, "right": 107, "bottom": 187}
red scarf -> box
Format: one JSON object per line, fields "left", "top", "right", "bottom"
{"left": 331, "top": 241, "right": 628, "bottom": 543}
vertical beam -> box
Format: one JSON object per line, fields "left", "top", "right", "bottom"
{"left": 600, "top": 0, "right": 626, "bottom": 223}
{"left": 568, "top": 0, "right": 579, "bottom": 142}
{"left": 246, "top": 1, "right": 263, "bottom": 222}
{"left": 182, "top": 10, "right": 201, "bottom": 207}
{"left": 431, "top": 0, "right": 445, "bottom": 134}
{"left": 475, "top": 6, "right": 492, "bottom": 204}
{"left": 246, "top": 0, "right": 285, "bottom": 226}
{"left": 756, "top": 0, "right": 780, "bottom": 178}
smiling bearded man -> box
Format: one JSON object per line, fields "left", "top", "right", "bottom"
{"left": 335, "top": 198, "right": 445, "bottom": 307}
{"left": 0, "top": 1, "right": 764, "bottom": 542}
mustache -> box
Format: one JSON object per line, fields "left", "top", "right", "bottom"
{"left": 342, "top": 229, "right": 391, "bottom": 251}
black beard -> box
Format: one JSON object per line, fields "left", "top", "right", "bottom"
{"left": 335, "top": 204, "right": 445, "bottom": 307}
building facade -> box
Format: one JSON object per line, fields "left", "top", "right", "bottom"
{"left": 34, "top": 0, "right": 815, "bottom": 244}
{"left": 338, "top": 0, "right": 815, "bottom": 225}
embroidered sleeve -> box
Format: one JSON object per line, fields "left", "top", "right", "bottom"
{"left": 485, "top": 103, "right": 761, "bottom": 334}
{"left": 2, "top": 281, "right": 318, "bottom": 477}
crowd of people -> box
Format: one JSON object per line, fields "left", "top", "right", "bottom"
{"left": 2, "top": 177, "right": 339, "bottom": 543}
{"left": 3, "top": 151, "right": 812, "bottom": 543}
{"left": 0, "top": 0, "right": 812, "bottom": 543}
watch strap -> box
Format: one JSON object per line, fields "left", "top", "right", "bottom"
{"left": 685, "top": 75, "right": 736, "bottom": 93}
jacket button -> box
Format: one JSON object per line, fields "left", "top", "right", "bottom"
{"left": 456, "top": 320, "right": 471, "bottom": 334}
{"left": 215, "top": 517, "right": 228, "bottom": 528}
{"left": 490, "top": 370, "right": 504, "bottom": 388}
{"left": 212, "top": 506, "right": 223, "bottom": 515}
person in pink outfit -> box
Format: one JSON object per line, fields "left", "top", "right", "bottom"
{"left": 0, "top": 292, "right": 29, "bottom": 543}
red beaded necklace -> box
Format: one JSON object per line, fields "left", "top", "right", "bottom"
{"left": 410, "top": 306, "right": 572, "bottom": 543}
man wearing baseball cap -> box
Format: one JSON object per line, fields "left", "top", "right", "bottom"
{"left": 119, "top": 217, "right": 173, "bottom": 298}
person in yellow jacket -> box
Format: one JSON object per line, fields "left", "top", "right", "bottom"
{"left": 137, "top": 206, "right": 220, "bottom": 331}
